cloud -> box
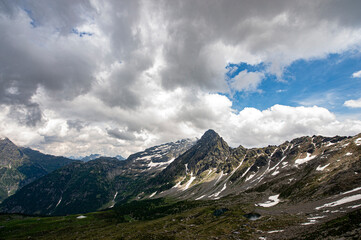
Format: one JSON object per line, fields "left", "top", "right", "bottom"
{"left": 352, "top": 70, "right": 361, "bottom": 78}
{"left": 107, "top": 128, "right": 139, "bottom": 141}
{"left": 1, "top": 1, "right": 361, "bottom": 157}
{"left": 344, "top": 98, "right": 361, "bottom": 108}
{"left": 223, "top": 104, "right": 361, "bottom": 147}
{"left": 230, "top": 70, "right": 265, "bottom": 92}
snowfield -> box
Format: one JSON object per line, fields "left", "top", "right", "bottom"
{"left": 295, "top": 153, "right": 316, "bottom": 165}
{"left": 256, "top": 194, "right": 280, "bottom": 207}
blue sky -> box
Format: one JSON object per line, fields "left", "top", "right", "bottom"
{"left": 227, "top": 52, "right": 361, "bottom": 118}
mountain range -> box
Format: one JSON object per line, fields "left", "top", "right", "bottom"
{"left": 70, "top": 154, "right": 125, "bottom": 161}
{"left": 0, "top": 130, "right": 361, "bottom": 239}
{"left": 0, "top": 138, "right": 77, "bottom": 202}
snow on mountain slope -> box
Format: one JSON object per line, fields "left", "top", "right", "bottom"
{"left": 126, "top": 138, "right": 196, "bottom": 173}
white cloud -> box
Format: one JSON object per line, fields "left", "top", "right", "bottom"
{"left": 1, "top": 1, "right": 361, "bottom": 157}
{"left": 352, "top": 70, "right": 361, "bottom": 78}
{"left": 230, "top": 70, "right": 265, "bottom": 92}
{"left": 344, "top": 98, "right": 361, "bottom": 108}
{"left": 3, "top": 92, "right": 361, "bottom": 158}
{"left": 223, "top": 104, "right": 361, "bottom": 148}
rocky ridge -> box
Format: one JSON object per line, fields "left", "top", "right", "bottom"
{"left": 1, "top": 130, "right": 361, "bottom": 228}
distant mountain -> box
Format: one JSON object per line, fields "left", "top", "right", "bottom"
{"left": 70, "top": 154, "right": 125, "bottom": 161}
{"left": 115, "top": 155, "right": 125, "bottom": 160}
{"left": 1, "top": 130, "right": 361, "bottom": 223}
{"left": 0, "top": 138, "right": 78, "bottom": 202}
{"left": 0, "top": 138, "right": 195, "bottom": 215}
{"left": 81, "top": 154, "right": 102, "bottom": 162}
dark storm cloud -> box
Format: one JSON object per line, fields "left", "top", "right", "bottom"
{"left": 107, "top": 128, "right": 138, "bottom": 141}
{"left": 67, "top": 119, "right": 88, "bottom": 131}
{"left": 0, "top": 0, "right": 98, "bottom": 125}
{"left": 8, "top": 103, "right": 42, "bottom": 127}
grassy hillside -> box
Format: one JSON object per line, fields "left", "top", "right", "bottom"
{"left": 1, "top": 196, "right": 360, "bottom": 240}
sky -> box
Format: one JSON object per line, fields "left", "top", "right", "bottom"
{"left": 1, "top": 0, "right": 361, "bottom": 158}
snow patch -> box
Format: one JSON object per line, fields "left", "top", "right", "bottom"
{"left": 214, "top": 171, "right": 224, "bottom": 185}
{"left": 55, "top": 197, "right": 62, "bottom": 208}
{"left": 245, "top": 173, "right": 256, "bottom": 182}
{"left": 269, "top": 155, "right": 286, "bottom": 175}
{"left": 325, "top": 142, "right": 335, "bottom": 147}
{"left": 348, "top": 204, "right": 361, "bottom": 209}
{"left": 195, "top": 195, "right": 206, "bottom": 200}
{"left": 295, "top": 153, "right": 316, "bottom": 165}
{"left": 137, "top": 155, "right": 152, "bottom": 161}
{"left": 308, "top": 215, "right": 325, "bottom": 220}
{"left": 148, "top": 158, "right": 175, "bottom": 169}
{"left": 355, "top": 138, "right": 361, "bottom": 146}
{"left": 268, "top": 230, "right": 284, "bottom": 233}
{"left": 241, "top": 166, "right": 251, "bottom": 179}
{"left": 316, "top": 163, "right": 330, "bottom": 171}
{"left": 149, "top": 191, "right": 157, "bottom": 198}
{"left": 316, "top": 194, "right": 361, "bottom": 210}
{"left": 256, "top": 194, "right": 280, "bottom": 207}
{"left": 345, "top": 152, "right": 353, "bottom": 156}
{"left": 214, "top": 183, "right": 227, "bottom": 198}
{"left": 340, "top": 186, "right": 361, "bottom": 195}
{"left": 173, "top": 176, "right": 186, "bottom": 188}
{"left": 301, "top": 215, "right": 325, "bottom": 225}
{"left": 77, "top": 215, "right": 87, "bottom": 219}
{"left": 110, "top": 191, "right": 118, "bottom": 208}
{"left": 301, "top": 221, "right": 316, "bottom": 225}
{"left": 184, "top": 173, "right": 196, "bottom": 190}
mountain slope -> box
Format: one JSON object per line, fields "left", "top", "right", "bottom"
{"left": 1, "top": 131, "right": 361, "bottom": 222}
{"left": 0, "top": 138, "right": 195, "bottom": 215}
{"left": 0, "top": 138, "right": 77, "bottom": 202}
{"left": 0, "top": 158, "right": 122, "bottom": 215}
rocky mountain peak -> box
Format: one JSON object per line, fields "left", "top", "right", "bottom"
{"left": 195, "top": 129, "right": 228, "bottom": 151}
{"left": 0, "top": 137, "right": 16, "bottom": 147}
{"left": 0, "top": 137, "right": 25, "bottom": 167}
{"left": 201, "top": 129, "right": 219, "bottom": 139}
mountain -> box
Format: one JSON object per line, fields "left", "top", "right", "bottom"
{"left": 0, "top": 130, "right": 361, "bottom": 238}
{"left": 70, "top": 154, "right": 125, "bottom": 161}
{"left": 80, "top": 154, "right": 102, "bottom": 162}
{"left": 0, "top": 138, "right": 196, "bottom": 215}
{"left": 0, "top": 158, "right": 123, "bottom": 215}
{"left": 1, "top": 129, "right": 361, "bottom": 240}
{"left": 115, "top": 155, "right": 125, "bottom": 160}
{"left": 0, "top": 138, "right": 77, "bottom": 202}
{"left": 149, "top": 132, "right": 361, "bottom": 204}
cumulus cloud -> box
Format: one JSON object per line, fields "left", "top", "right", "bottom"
{"left": 344, "top": 98, "right": 361, "bottom": 108}
{"left": 223, "top": 105, "right": 361, "bottom": 147}
{"left": 1, "top": 0, "right": 361, "bottom": 157}
{"left": 230, "top": 70, "right": 265, "bottom": 92}
{"left": 352, "top": 70, "right": 361, "bottom": 78}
